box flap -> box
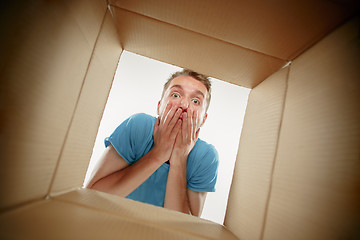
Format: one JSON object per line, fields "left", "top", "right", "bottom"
{"left": 110, "top": 7, "right": 286, "bottom": 88}
{"left": 0, "top": 189, "right": 238, "bottom": 240}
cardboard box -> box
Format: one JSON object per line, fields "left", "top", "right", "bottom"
{"left": 0, "top": 0, "right": 359, "bottom": 239}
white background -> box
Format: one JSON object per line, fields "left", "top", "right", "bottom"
{"left": 84, "top": 51, "right": 250, "bottom": 224}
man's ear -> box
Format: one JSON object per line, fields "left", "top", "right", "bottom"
{"left": 200, "top": 113, "right": 208, "bottom": 127}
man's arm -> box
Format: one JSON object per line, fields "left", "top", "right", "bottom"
{"left": 87, "top": 103, "right": 182, "bottom": 198}
{"left": 164, "top": 154, "right": 190, "bottom": 214}
{"left": 85, "top": 144, "right": 129, "bottom": 189}
{"left": 164, "top": 159, "right": 207, "bottom": 216}
{"left": 164, "top": 109, "right": 208, "bottom": 216}
{"left": 187, "top": 189, "right": 207, "bottom": 216}
{"left": 87, "top": 144, "right": 166, "bottom": 197}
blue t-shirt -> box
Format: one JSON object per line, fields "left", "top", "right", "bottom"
{"left": 104, "top": 113, "right": 219, "bottom": 207}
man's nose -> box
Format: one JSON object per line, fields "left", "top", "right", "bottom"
{"left": 179, "top": 98, "right": 189, "bottom": 109}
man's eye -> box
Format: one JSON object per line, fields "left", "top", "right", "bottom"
{"left": 192, "top": 99, "right": 200, "bottom": 105}
{"left": 171, "top": 93, "right": 180, "bottom": 98}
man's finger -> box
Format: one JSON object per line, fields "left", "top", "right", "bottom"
{"left": 170, "top": 119, "right": 182, "bottom": 141}
{"left": 161, "top": 102, "right": 173, "bottom": 125}
{"left": 186, "top": 109, "right": 191, "bottom": 139}
{"left": 193, "top": 110, "right": 198, "bottom": 138}
{"left": 190, "top": 109, "right": 195, "bottom": 137}
{"left": 182, "top": 111, "right": 188, "bottom": 140}
{"left": 195, "top": 128, "right": 200, "bottom": 140}
{"left": 154, "top": 117, "right": 160, "bottom": 131}
{"left": 168, "top": 108, "right": 182, "bottom": 130}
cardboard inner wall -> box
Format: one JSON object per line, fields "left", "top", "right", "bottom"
{"left": 0, "top": 0, "right": 359, "bottom": 239}
{"left": 226, "top": 16, "right": 360, "bottom": 240}
{"left": 262, "top": 17, "right": 360, "bottom": 240}
{"left": 0, "top": 1, "right": 118, "bottom": 209}
{"left": 110, "top": 6, "right": 286, "bottom": 89}
{"left": 224, "top": 67, "right": 289, "bottom": 240}
{"left": 49, "top": 10, "right": 122, "bottom": 196}
{"left": 108, "top": 0, "right": 354, "bottom": 60}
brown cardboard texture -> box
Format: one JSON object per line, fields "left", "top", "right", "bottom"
{"left": 225, "top": 67, "right": 289, "bottom": 240}
{"left": 0, "top": 0, "right": 359, "bottom": 239}
{"left": 49, "top": 10, "right": 122, "bottom": 196}
{"left": 0, "top": 0, "right": 108, "bottom": 209}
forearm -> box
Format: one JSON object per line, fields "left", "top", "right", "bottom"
{"left": 91, "top": 149, "right": 164, "bottom": 197}
{"left": 164, "top": 156, "right": 191, "bottom": 214}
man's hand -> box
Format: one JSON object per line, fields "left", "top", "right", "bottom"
{"left": 164, "top": 109, "right": 201, "bottom": 215}
{"left": 89, "top": 104, "right": 183, "bottom": 197}
{"left": 153, "top": 102, "right": 183, "bottom": 163}
{"left": 170, "top": 109, "right": 200, "bottom": 165}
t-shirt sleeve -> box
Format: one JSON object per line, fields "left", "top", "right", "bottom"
{"left": 187, "top": 145, "right": 219, "bottom": 192}
{"left": 104, "top": 113, "right": 155, "bottom": 165}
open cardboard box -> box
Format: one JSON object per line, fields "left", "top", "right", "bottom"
{"left": 0, "top": 0, "right": 359, "bottom": 239}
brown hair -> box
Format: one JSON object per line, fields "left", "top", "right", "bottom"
{"left": 161, "top": 69, "right": 212, "bottom": 112}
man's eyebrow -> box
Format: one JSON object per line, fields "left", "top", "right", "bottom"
{"left": 170, "top": 85, "right": 205, "bottom": 98}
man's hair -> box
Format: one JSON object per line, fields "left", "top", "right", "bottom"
{"left": 161, "top": 69, "right": 212, "bottom": 112}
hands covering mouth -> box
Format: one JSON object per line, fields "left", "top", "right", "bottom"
{"left": 178, "top": 108, "right": 188, "bottom": 120}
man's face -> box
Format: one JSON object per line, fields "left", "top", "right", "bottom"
{"left": 157, "top": 76, "right": 208, "bottom": 130}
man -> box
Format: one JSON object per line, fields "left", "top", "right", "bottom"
{"left": 86, "top": 69, "right": 218, "bottom": 217}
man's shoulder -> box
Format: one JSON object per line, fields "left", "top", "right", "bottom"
{"left": 124, "top": 113, "right": 157, "bottom": 137}
{"left": 193, "top": 138, "right": 219, "bottom": 161}
{"left": 195, "top": 138, "right": 217, "bottom": 151}
{"left": 109, "top": 113, "right": 156, "bottom": 141}
{"left": 128, "top": 113, "right": 156, "bottom": 123}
